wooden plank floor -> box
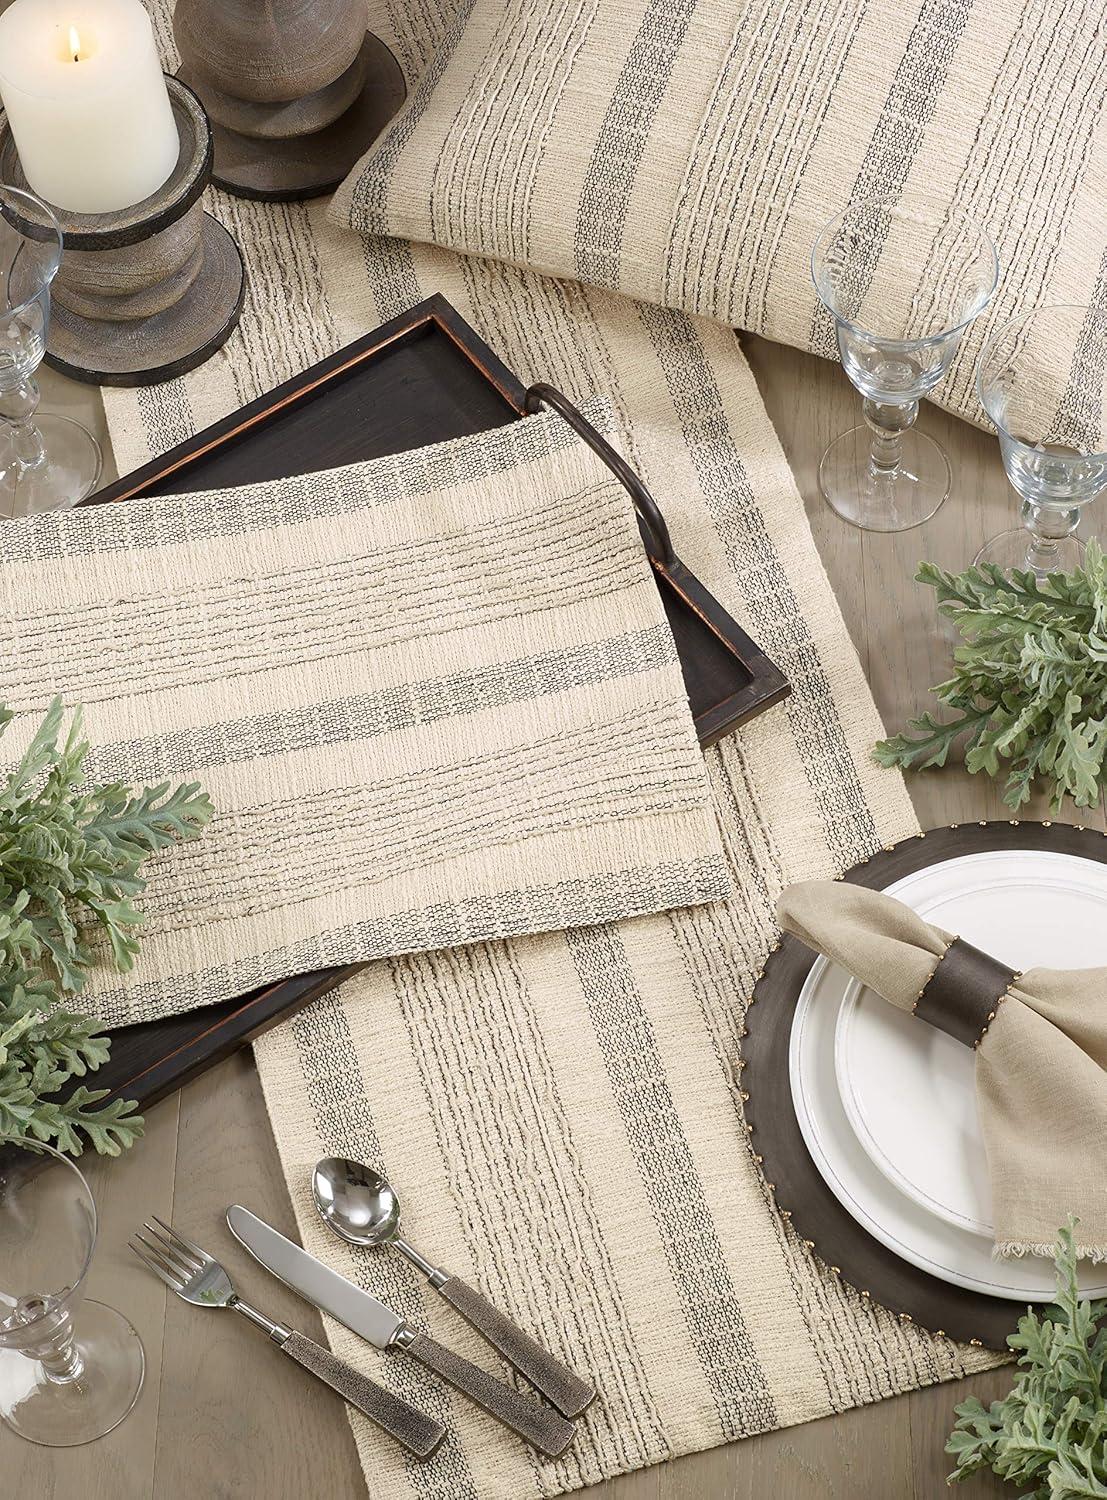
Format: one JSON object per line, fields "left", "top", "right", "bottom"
{"left": 11, "top": 340, "right": 1102, "bottom": 1498}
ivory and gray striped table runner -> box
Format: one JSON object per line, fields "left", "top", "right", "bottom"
{"left": 92, "top": 6, "right": 1000, "bottom": 1495}
{"left": 1, "top": 405, "right": 728, "bottom": 1029}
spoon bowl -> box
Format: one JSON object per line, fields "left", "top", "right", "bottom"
{"left": 312, "top": 1157, "right": 400, "bottom": 1248}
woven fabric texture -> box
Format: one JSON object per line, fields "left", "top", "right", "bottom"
{"left": 249, "top": 234, "right": 1003, "bottom": 1500}
{"left": 1, "top": 407, "right": 727, "bottom": 1027}
{"left": 332, "top": 0, "right": 1107, "bottom": 430}
{"left": 90, "top": 7, "right": 1001, "bottom": 1496}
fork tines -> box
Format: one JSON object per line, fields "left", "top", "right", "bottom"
{"left": 129, "top": 1215, "right": 207, "bottom": 1291}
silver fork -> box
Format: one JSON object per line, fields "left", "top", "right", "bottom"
{"left": 130, "top": 1215, "right": 445, "bottom": 1460}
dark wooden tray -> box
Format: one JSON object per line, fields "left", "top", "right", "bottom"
{"left": 744, "top": 819, "right": 1107, "bottom": 1349}
{"left": 74, "top": 294, "right": 788, "bottom": 1121}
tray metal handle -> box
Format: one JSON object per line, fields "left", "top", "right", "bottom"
{"left": 524, "top": 382, "right": 675, "bottom": 567}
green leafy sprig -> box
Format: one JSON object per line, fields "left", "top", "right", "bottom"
{"left": 1, "top": 698, "right": 212, "bottom": 1155}
{"left": 947, "top": 1223, "right": 1107, "bottom": 1496}
{"left": 875, "top": 541, "right": 1107, "bottom": 812}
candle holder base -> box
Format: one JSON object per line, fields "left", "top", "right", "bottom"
{"left": 177, "top": 32, "right": 405, "bottom": 202}
{"left": 47, "top": 214, "right": 244, "bottom": 387}
{"left": 0, "top": 77, "right": 246, "bottom": 387}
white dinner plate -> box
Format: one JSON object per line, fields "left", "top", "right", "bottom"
{"left": 834, "top": 850, "right": 1107, "bottom": 1238}
{"left": 790, "top": 850, "right": 1107, "bottom": 1301}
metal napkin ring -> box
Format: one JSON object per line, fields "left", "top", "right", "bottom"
{"left": 913, "top": 937, "right": 1019, "bottom": 1049}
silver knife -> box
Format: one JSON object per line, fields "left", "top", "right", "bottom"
{"left": 227, "top": 1206, "right": 576, "bottom": 1459}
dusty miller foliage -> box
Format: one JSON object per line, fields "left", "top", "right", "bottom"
{"left": 875, "top": 540, "right": 1107, "bottom": 813}
{"left": 1, "top": 698, "right": 211, "bottom": 1155}
{"left": 947, "top": 1224, "right": 1107, "bottom": 1497}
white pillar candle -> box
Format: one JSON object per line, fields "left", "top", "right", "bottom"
{"left": 0, "top": 0, "right": 178, "bottom": 215}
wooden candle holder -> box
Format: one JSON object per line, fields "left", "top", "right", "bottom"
{"left": 0, "top": 78, "right": 245, "bottom": 387}
{"left": 174, "top": 0, "right": 406, "bottom": 201}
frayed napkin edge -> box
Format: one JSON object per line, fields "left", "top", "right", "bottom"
{"left": 995, "top": 1239, "right": 1107, "bottom": 1266}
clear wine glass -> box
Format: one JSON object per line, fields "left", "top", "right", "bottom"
{"left": 0, "top": 183, "right": 101, "bottom": 520}
{"left": 812, "top": 200, "right": 998, "bottom": 531}
{"left": 976, "top": 305, "right": 1107, "bottom": 575}
{"left": 0, "top": 1139, "right": 144, "bottom": 1446}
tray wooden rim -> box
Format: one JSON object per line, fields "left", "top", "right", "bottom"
{"left": 93, "top": 292, "right": 788, "bottom": 737}
{"left": 92, "top": 293, "right": 522, "bottom": 503}
{"left": 743, "top": 818, "right": 1107, "bottom": 1350}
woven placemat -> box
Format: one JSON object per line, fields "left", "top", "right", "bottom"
{"left": 1, "top": 402, "right": 729, "bottom": 1029}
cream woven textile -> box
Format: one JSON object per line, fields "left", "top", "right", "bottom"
{"left": 0, "top": 408, "right": 729, "bottom": 1028}
{"left": 247, "top": 237, "right": 1001, "bottom": 1498}
{"left": 91, "top": 8, "right": 1000, "bottom": 1496}
{"left": 333, "top": 0, "right": 1107, "bottom": 430}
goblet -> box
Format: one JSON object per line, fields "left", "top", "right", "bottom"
{"left": 0, "top": 1139, "right": 144, "bottom": 1445}
{"left": 812, "top": 201, "right": 998, "bottom": 531}
{"left": 0, "top": 183, "right": 101, "bottom": 520}
{"left": 976, "top": 305, "right": 1107, "bottom": 575}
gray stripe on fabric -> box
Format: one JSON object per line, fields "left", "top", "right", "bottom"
{"left": 809, "top": 0, "right": 975, "bottom": 358}
{"left": 348, "top": 0, "right": 478, "bottom": 226}
{"left": 81, "top": 623, "right": 679, "bottom": 784}
{"left": 358, "top": 233, "right": 424, "bottom": 323}
{"left": 429, "top": 0, "right": 599, "bottom": 268}
{"left": 3, "top": 401, "right": 614, "bottom": 564}
{"left": 635, "top": 302, "right": 880, "bottom": 867}
{"left": 939, "top": 0, "right": 1107, "bottom": 417}
{"left": 573, "top": 0, "right": 698, "bottom": 289}
{"left": 663, "top": 0, "right": 864, "bottom": 329}
{"left": 136, "top": 378, "right": 195, "bottom": 457}
{"left": 567, "top": 923, "right": 777, "bottom": 1439}
{"left": 91, "top": 855, "right": 733, "bottom": 1024}
{"left": 1050, "top": 256, "right": 1107, "bottom": 451}
{"left": 289, "top": 993, "right": 479, "bottom": 1498}
{"left": 131, "top": 699, "right": 712, "bottom": 932}
{"left": 395, "top": 941, "right": 670, "bottom": 1485}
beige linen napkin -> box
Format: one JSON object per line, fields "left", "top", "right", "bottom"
{"left": 778, "top": 880, "right": 1107, "bottom": 1262}
{"left": 0, "top": 402, "right": 731, "bottom": 1027}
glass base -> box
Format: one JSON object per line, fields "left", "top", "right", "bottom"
{"left": 0, "top": 414, "right": 102, "bottom": 520}
{"left": 819, "top": 425, "right": 951, "bottom": 532}
{"left": 0, "top": 1300, "right": 144, "bottom": 1446}
{"left": 975, "top": 527, "right": 1086, "bottom": 576}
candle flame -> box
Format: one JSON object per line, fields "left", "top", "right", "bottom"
{"left": 68, "top": 25, "right": 81, "bottom": 62}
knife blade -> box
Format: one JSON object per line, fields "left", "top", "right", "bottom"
{"left": 226, "top": 1205, "right": 578, "bottom": 1458}
{"left": 227, "top": 1204, "right": 408, "bottom": 1348}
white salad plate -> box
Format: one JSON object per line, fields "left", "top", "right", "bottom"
{"left": 789, "top": 849, "right": 1107, "bottom": 1302}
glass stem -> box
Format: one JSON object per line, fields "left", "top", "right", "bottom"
{"left": 0, "top": 376, "right": 48, "bottom": 484}
{"left": 10, "top": 1296, "right": 84, "bottom": 1383}
{"left": 864, "top": 398, "right": 918, "bottom": 477}
{"left": 1021, "top": 498, "right": 1081, "bottom": 573}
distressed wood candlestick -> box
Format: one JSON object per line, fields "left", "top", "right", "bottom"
{"left": 173, "top": 0, "right": 406, "bottom": 201}
{"left": 0, "top": 77, "right": 245, "bottom": 387}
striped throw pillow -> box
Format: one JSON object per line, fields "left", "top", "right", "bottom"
{"left": 335, "top": 0, "right": 1107, "bottom": 427}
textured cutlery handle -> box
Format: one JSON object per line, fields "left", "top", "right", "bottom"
{"left": 403, "top": 1332, "right": 577, "bottom": 1458}
{"left": 438, "top": 1274, "right": 595, "bottom": 1418}
{"left": 281, "top": 1331, "right": 445, "bottom": 1460}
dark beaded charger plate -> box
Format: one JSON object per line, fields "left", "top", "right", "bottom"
{"left": 50, "top": 295, "right": 789, "bottom": 1132}
{"left": 743, "top": 818, "right": 1107, "bottom": 1350}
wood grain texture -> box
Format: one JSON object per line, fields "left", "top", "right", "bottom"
{"left": 9, "top": 336, "right": 1102, "bottom": 1498}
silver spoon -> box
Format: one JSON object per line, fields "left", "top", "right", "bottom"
{"left": 312, "top": 1156, "right": 595, "bottom": 1419}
